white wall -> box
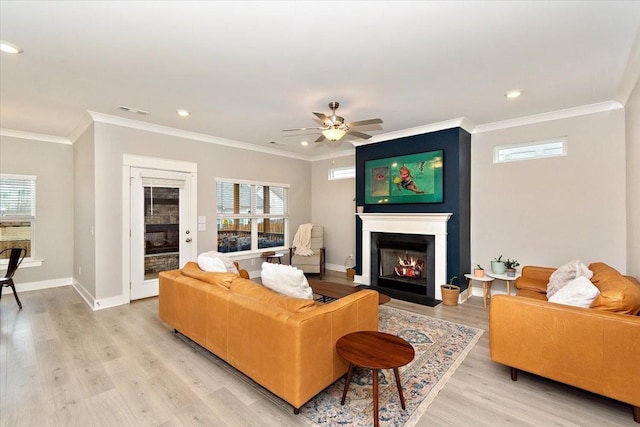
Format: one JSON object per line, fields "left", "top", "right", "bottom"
{"left": 0, "top": 135, "right": 74, "bottom": 286}
{"left": 471, "top": 109, "right": 627, "bottom": 280}
{"left": 311, "top": 154, "right": 356, "bottom": 272}
{"left": 626, "top": 78, "right": 640, "bottom": 277}
{"left": 90, "top": 121, "right": 312, "bottom": 303}
{"left": 73, "top": 123, "right": 97, "bottom": 297}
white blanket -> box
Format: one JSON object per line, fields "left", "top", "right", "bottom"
{"left": 547, "top": 259, "right": 593, "bottom": 299}
{"left": 292, "top": 223, "right": 314, "bottom": 256}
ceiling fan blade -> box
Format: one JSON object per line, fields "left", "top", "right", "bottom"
{"left": 315, "top": 134, "right": 327, "bottom": 143}
{"left": 313, "top": 112, "right": 330, "bottom": 123}
{"left": 282, "top": 126, "right": 324, "bottom": 132}
{"left": 347, "top": 118, "right": 383, "bottom": 127}
{"left": 346, "top": 129, "right": 372, "bottom": 140}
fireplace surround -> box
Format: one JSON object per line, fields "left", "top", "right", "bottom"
{"left": 356, "top": 213, "right": 452, "bottom": 304}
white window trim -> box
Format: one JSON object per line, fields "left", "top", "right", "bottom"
{"left": 328, "top": 166, "right": 356, "bottom": 180}
{"left": 215, "top": 178, "right": 290, "bottom": 257}
{"left": 1, "top": 173, "right": 39, "bottom": 266}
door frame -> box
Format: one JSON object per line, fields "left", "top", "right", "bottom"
{"left": 122, "top": 154, "right": 198, "bottom": 303}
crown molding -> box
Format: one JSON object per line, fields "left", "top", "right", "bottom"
{"left": 87, "top": 111, "right": 313, "bottom": 161}
{"left": 473, "top": 101, "right": 623, "bottom": 134}
{"left": 0, "top": 128, "right": 72, "bottom": 145}
{"left": 352, "top": 117, "right": 476, "bottom": 148}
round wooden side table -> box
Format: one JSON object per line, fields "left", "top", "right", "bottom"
{"left": 336, "top": 331, "right": 415, "bottom": 427}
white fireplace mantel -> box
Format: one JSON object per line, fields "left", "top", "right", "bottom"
{"left": 356, "top": 213, "right": 452, "bottom": 300}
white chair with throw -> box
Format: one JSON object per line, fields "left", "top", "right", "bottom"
{"left": 289, "top": 224, "right": 325, "bottom": 278}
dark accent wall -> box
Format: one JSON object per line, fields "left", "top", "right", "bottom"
{"left": 355, "top": 127, "right": 471, "bottom": 290}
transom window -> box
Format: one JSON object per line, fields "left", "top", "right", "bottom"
{"left": 216, "top": 179, "right": 289, "bottom": 254}
{"left": 0, "top": 174, "right": 36, "bottom": 259}
{"left": 494, "top": 138, "right": 567, "bottom": 163}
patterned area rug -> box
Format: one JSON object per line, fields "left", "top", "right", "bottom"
{"left": 178, "top": 305, "right": 483, "bottom": 426}
{"left": 300, "top": 305, "right": 484, "bottom": 426}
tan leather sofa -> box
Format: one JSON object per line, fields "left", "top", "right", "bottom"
{"left": 159, "top": 262, "right": 379, "bottom": 413}
{"left": 490, "top": 263, "right": 640, "bottom": 423}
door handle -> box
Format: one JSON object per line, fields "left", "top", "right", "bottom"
{"left": 185, "top": 238, "right": 192, "bottom": 243}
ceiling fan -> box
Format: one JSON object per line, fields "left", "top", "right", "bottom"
{"left": 283, "top": 101, "right": 383, "bottom": 144}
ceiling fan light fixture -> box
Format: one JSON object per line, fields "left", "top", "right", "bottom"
{"left": 322, "top": 128, "right": 346, "bottom": 141}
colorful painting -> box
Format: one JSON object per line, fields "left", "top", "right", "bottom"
{"left": 364, "top": 150, "right": 444, "bottom": 204}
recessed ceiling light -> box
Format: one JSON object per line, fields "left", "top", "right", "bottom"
{"left": 0, "top": 40, "right": 24, "bottom": 54}
{"left": 505, "top": 89, "right": 523, "bottom": 99}
{"left": 301, "top": 141, "right": 309, "bottom": 146}
{"left": 177, "top": 109, "right": 190, "bottom": 117}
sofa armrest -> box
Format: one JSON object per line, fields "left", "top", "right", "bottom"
{"left": 515, "top": 265, "right": 555, "bottom": 295}
{"left": 490, "top": 295, "right": 640, "bottom": 407}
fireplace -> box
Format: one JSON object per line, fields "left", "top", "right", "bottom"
{"left": 356, "top": 213, "right": 452, "bottom": 305}
{"left": 372, "top": 232, "right": 435, "bottom": 296}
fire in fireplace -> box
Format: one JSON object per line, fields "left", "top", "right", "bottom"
{"left": 371, "top": 232, "right": 435, "bottom": 299}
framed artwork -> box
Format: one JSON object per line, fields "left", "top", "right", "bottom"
{"left": 364, "top": 150, "right": 443, "bottom": 204}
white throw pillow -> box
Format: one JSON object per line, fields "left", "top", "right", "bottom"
{"left": 547, "top": 260, "right": 593, "bottom": 299}
{"left": 260, "top": 262, "right": 313, "bottom": 300}
{"left": 548, "top": 276, "right": 600, "bottom": 308}
{"left": 198, "top": 251, "right": 239, "bottom": 274}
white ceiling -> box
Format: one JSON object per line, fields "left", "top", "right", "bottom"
{"left": 1, "top": 1, "right": 639, "bottom": 158}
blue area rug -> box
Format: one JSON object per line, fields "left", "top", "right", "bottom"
{"left": 300, "top": 305, "right": 483, "bottom": 426}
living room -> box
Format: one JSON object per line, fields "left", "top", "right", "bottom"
{"left": 1, "top": 2, "right": 639, "bottom": 426}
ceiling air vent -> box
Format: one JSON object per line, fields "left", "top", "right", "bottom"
{"left": 118, "top": 105, "right": 150, "bottom": 115}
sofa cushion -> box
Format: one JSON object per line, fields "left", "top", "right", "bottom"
{"left": 548, "top": 276, "right": 600, "bottom": 308}
{"left": 546, "top": 260, "right": 593, "bottom": 299}
{"left": 198, "top": 250, "right": 239, "bottom": 274}
{"left": 588, "top": 262, "right": 640, "bottom": 315}
{"left": 260, "top": 262, "right": 314, "bottom": 300}
{"left": 230, "top": 277, "right": 316, "bottom": 313}
{"left": 181, "top": 261, "right": 237, "bottom": 289}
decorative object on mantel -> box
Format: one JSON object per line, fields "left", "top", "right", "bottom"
{"left": 441, "top": 276, "right": 460, "bottom": 306}
{"left": 356, "top": 206, "right": 364, "bottom": 213}
{"left": 491, "top": 255, "right": 506, "bottom": 275}
{"left": 474, "top": 264, "right": 485, "bottom": 277}
{"left": 504, "top": 259, "right": 520, "bottom": 277}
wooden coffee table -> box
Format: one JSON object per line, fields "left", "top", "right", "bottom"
{"left": 308, "top": 279, "right": 391, "bottom": 305}
{"left": 336, "top": 331, "right": 415, "bottom": 427}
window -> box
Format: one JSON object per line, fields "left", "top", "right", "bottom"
{"left": 494, "top": 138, "right": 566, "bottom": 163}
{"left": 216, "top": 179, "right": 289, "bottom": 254}
{"left": 0, "top": 174, "right": 36, "bottom": 259}
{"left": 328, "top": 166, "right": 356, "bottom": 180}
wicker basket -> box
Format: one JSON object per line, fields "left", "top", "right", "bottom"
{"left": 440, "top": 285, "right": 460, "bottom": 306}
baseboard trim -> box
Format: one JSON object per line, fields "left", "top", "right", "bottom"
{"left": 2, "top": 277, "right": 71, "bottom": 295}
{"left": 72, "top": 279, "right": 129, "bottom": 311}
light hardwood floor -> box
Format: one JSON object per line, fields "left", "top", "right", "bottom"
{"left": 1, "top": 271, "right": 636, "bottom": 426}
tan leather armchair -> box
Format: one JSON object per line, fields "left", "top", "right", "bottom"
{"left": 490, "top": 264, "right": 640, "bottom": 423}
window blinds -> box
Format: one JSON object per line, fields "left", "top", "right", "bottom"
{"left": 0, "top": 175, "right": 36, "bottom": 218}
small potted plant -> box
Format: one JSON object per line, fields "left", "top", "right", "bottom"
{"left": 474, "top": 264, "right": 485, "bottom": 278}
{"left": 504, "top": 259, "right": 520, "bottom": 277}
{"left": 441, "top": 275, "right": 460, "bottom": 306}
{"left": 491, "top": 255, "right": 506, "bottom": 274}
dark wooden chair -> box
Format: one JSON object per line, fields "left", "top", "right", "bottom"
{"left": 0, "top": 247, "right": 27, "bottom": 309}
